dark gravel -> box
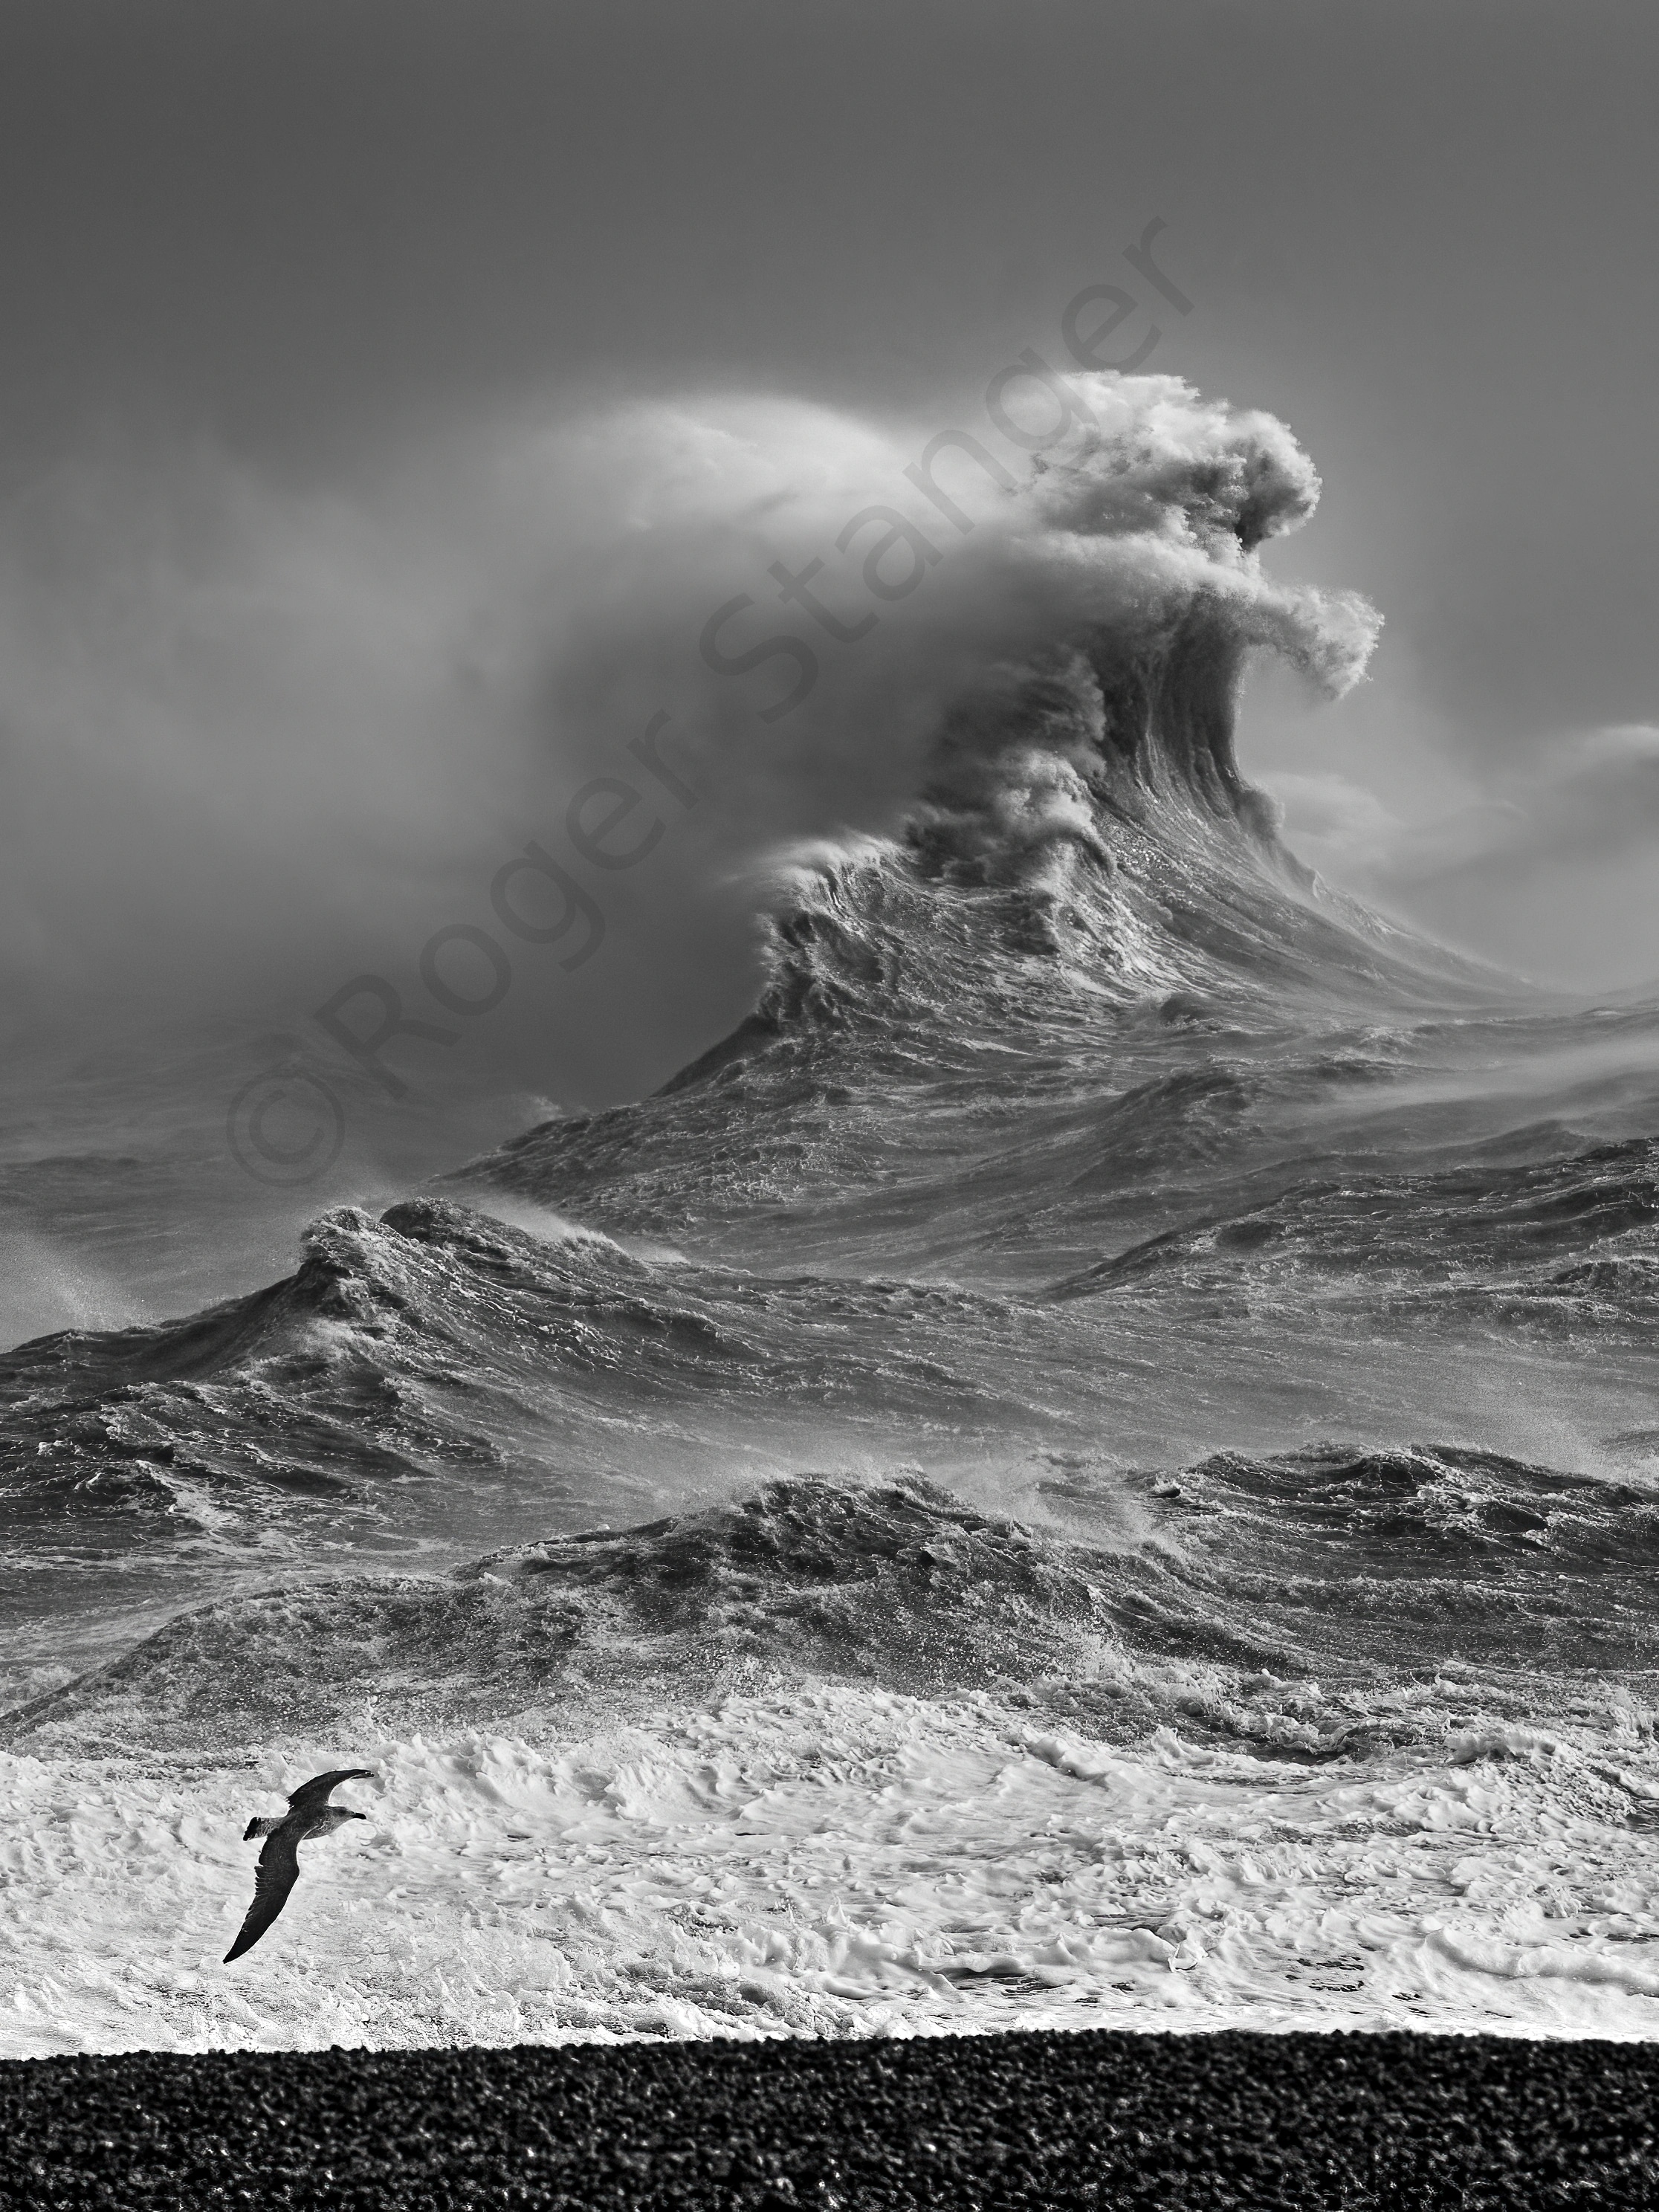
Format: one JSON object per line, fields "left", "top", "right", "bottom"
{"left": 2, "top": 2028, "right": 1654, "bottom": 2210}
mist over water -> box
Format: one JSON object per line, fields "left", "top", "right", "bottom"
{"left": 5, "top": 374, "right": 1659, "bottom": 2054}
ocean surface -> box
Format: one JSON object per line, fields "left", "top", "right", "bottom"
{"left": 4, "top": 395, "right": 1658, "bottom": 2056}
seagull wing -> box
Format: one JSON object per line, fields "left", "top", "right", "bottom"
{"left": 285, "top": 1767, "right": 375, "bottom": 1813}
{"left": 223, "top": 1828, "right": 303, "bottom": 1963}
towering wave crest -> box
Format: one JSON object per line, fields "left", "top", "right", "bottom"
{"left": 907, "top": 380, "right": 1379, "bottom": 863}
{"left": 590, "top": 374, "right": 1385, "bottom": 892}
{"left": 537, "top": 375, "right": 1491, "bottom": 1115}
{"left": 483, "top": 385, "right": 1478, "bottom": 1228}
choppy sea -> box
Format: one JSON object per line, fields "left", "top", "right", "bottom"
{"left": 4, "top": 412, "right": 1658, "bottom": 2052}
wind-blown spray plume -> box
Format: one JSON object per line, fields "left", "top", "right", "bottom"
{"left": 0, "top": 374, "right": 1374, "bottom": 1111}
{"left": 552, "top": 374, "right": 1380, "bottom": 875}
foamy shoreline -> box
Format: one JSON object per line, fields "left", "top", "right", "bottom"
{"left": 10, "top": 1678, "right": 1659, "bottom": 2055}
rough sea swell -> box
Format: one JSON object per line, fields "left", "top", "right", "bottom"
{"left": 5, "top": 378, "right": 1659, "bottom": 2052}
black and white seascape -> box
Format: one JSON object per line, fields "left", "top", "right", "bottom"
{"left": 2, "top": 4, "right": 1657, "bottom": 2068}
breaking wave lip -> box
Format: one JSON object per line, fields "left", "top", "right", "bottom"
{"left": 0, "top": 1475, "right": 1144, "bottom": 1750}
{"left": 7, "top": 1464, "right": 1654, "bottom": 1759}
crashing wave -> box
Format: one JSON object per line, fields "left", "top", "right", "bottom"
{"left": 473, "top": 387, "right": 1504, "bottom": 1231}
{"left": 8, "top": 1455, "right": 1653, "bottom": 1756}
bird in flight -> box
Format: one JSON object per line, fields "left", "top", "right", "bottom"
{"left": 224, "top": 1768, "right": 375, "bottom": 1963}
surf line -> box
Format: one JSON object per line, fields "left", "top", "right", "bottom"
{"left": 224, "top": 218, "right": 1191, "bottom": 1186}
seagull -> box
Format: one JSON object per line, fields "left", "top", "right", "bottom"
{"left": 223, "top": 1768, "right": 375, "bottom": 1963}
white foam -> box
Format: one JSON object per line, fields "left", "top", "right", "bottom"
{"left": 6, "top": 1688, "right": 1658, "bottom": 2056}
